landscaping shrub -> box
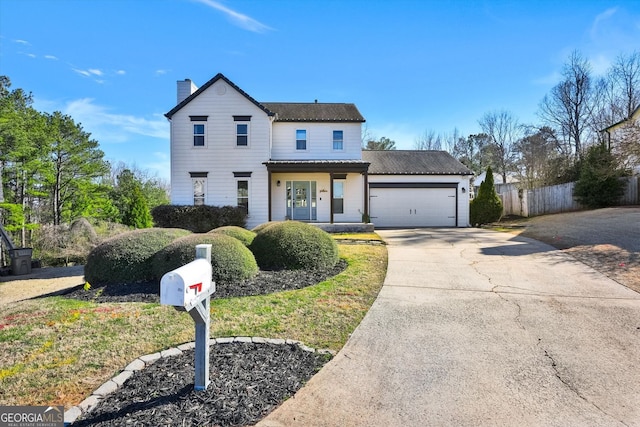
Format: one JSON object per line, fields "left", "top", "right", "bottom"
{"left": 249, "top": 221, "right": 339, "bottom": 270}
{"left": 84, "top": 228, "right": 191, "bottom": 285}
{"left": 151, "top": 205, "right": 246, "bottom": 232}
{"left": 208, "top": 226, "right": 256, "bottom": 246}
{"left": 470, "top": 166, "right": 503, "bottom": 226}
{"left": 574, "top": 143, "right": 626, "bottom": 208}
{"left": 152, "top": 233, "right": 258, "bottom": 283}
{"left": 251, "top": 221, "right": 284, "bottom": 234}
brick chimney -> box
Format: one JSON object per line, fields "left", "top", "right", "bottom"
{"left": 177, "top": 79, "right": 197, "bottom": 103}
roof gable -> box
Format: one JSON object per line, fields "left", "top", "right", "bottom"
{"left": 261, "top": 102, "right": 365, "bottom": 122}
{"left": 362, "top": 150, "right": 473, "bottom": 175}
{"left": 602, "top": 104, "right": 640, "bottom": 132}
{"left": 165, "top": 73, "right": 275, "bottom": 119}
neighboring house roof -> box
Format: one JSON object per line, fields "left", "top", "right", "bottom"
{"left": 261, "top": 103, "right": 365, "bottom": 122}
{"left": 601, "top": 104, "right": 640, "bottom": 132}
{"left": 165, "top": 73, "right": 275, "bottom": 119}
{"left": 363, "top": 150, "right": 473, "bottom": 175}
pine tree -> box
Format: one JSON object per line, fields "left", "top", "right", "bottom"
{"left": 122, "top": 185, "right": 153, "bottom": 229}
{"left": 574, "top": 144, "right": 625, "bottom": 208}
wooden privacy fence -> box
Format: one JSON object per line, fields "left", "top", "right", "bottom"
{"left": 495, "top": 176, "right": 640, "bottom": 217}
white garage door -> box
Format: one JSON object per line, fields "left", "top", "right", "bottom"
{"left": 370, "top": 187, "right": 457, "bottom": 227}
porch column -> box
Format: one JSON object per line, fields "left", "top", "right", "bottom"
{"left": 364, "top": 170, "right": 369, "bottom": 222}
{"left": 267, "top": 170, "right": 272, "bottom": 221}
{"left": 329, "top": 173, "right": 334, "bottom": 224}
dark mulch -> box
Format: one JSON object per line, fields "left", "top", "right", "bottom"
{"left": 72, "top": 342, "right": 331, "bottom": 427}
{"left": 66, "top": 261, "right": 346, "bottom": 426}
{"left": 63, "top": 259, "right": 347, "bottom": 303}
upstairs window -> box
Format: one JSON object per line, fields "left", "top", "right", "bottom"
{"left": 296, "top": 129, "right": 307, "bottom": 150}
{"left": 333, "top": 130, "right": 344, "bottom": 150}
{"left": 236, "top": 123, "right": 249, "bottom": 146}
{"left": 193, "top": 124, "right": 205, "bottom": 146}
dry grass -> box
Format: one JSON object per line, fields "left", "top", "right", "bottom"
{"left": 0, "top": 243, "right": 387, "bottom": 410}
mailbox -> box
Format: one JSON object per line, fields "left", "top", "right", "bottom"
{"left": 160, "top": 258, "right": 213, "bottom": 308}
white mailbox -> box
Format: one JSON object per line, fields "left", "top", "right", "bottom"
{"left": 160, "top": 258, "right": 213, "bottom": 309}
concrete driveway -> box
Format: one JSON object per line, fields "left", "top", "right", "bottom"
{"left": 259, "top": 228, "right": 640, "bottom": 427}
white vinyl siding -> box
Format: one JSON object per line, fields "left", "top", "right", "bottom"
{"left": 169, "top": 79, "right": 270, "bottom": 228}
{"left": 271, "top": 122, "right": 362, "bottom": 160}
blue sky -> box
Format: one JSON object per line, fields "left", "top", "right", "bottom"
{"left": 1, "top": 0, "right": 639, "bottom": 181}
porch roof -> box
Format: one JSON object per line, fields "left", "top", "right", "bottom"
{"left": 263, "top": 160, "right": 370, "bottom": 173}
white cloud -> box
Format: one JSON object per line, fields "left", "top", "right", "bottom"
{"left": 88, "top": 69, "right": 103, "bottom": 76}
{"left": 155, "top": 69, "right": 169, "bottom": 76}
{"left": 590, "top": 7, "right": 618, "bottom": 39}
{"left": 116, "top": 70, "right": 126, "bottom": 75}
{"left": 193, "top": 0, "right": 273, "bottom": 33}
{"left": 532, "top": 70, "right": 562, "bottom": 86}
{"left": 62, "top": 98, "right": 169, "bottom": 143}
{"left": 44, "top": 55, "right": 58, "bottom": 60}
{"left": 14, "top": 39, "right": 30, "bottom": 45}
{"left": 72, "top": 68, "right": 91, "bottom": 77}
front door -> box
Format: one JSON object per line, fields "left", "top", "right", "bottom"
{"left": 287, "top": 181, "right": 317, "bottom": 221}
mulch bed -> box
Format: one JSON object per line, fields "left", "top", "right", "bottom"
{"left": 72, "top": 342, "right": 330, "bottom": 427}
{"left": 66, "top": 261, "right": 347, "bottom": 426}
{"left": 63, "top": 259, "right": 347, "bottom": 303}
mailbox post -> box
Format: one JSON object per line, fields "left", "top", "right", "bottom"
{"left": 160, "top": 244, "right": 214, "bottom": 391}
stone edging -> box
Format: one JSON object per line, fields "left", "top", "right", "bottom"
{"left": 63, "top": 337, "right": 336, "bottom": 425}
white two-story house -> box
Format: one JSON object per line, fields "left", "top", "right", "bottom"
{"left": 165, "top": 73, "right": 472, "bottom": 229}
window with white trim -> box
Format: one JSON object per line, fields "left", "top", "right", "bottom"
{"left": 333, "top": 130, "right": 344, "bottom": 150}
{"left": 193, "top": 124, "right": 205, "bottom": 147}
{"left": 296, "top": 129, "right": 307, "bottom": 150}
{"left": 193, "top": 178, "right": 206, "bottom": 205}
{"left": 236, "top": 123, "right": 249, "bottom": 146}
{"left": 237, "top": 180, "right": 249, "bottom": 214}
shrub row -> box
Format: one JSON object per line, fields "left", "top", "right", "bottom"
{"left": 85, "top": 221, "right": 339, "bottom": 286}
{"left": 151, "top": 205, "right": 247, "bottom": 233}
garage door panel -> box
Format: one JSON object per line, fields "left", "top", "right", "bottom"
{"left": 370, "top": 187, "right": 456, "bottom": 227}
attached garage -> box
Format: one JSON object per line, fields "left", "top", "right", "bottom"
{"left": 362, "top": 151, "right": 473, "bottom": 228}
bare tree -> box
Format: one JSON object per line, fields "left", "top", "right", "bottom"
{"left": 538, "top": 51, "right": 595, "bottom": 160}
{"left": 478, "top": 110, "right": 521, "bottom": 183}
{"left": 414, "top": 129, "right": 442, "bottom": 150}
{"left": 610, "top": 50, "right": 640, "bottom": 119}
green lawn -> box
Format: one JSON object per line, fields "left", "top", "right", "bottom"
{"left": 0, "top": 243, "right": 387, "bottom": 410}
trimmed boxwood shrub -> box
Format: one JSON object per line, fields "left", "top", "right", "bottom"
{"left": 151, "top": 205, "right": 247, "bottom": 233}
{"left": 208, "top": 226, "right": 256, "bottom": 247}
{"left": 152, "top": 233, "right": 258, "bottom": 283}
{"left": 249, "top": 221, "right": 339, "bottom": 270}
{"left": 251, "top": 221, "right": 285, "bottom": 234}
{"left": 84, "top": 228, "right": 191, "bottom": 285}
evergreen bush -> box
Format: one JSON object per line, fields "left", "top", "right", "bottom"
{"left": 249, "top": 221, "right": 339, "bottom": 270}
{"left": 208, "top": 225, "right": 256, "bottom": 246}
{"left": 251, "top": 221, "right": 284, "bottom": 234}
{"left": 574, "top": 144, "right": 626, "bottom": 208}
{"left": 151, "top": 205, "right": 247, "bottom": 232}
{"left": 84, "top": 228, "right": 191, "bottom": 285}
{"left": 152, "top": 233, "right": 258, "bottom": 283}
{"left": 470, "top": 166, "right": 503, "bottom": 226}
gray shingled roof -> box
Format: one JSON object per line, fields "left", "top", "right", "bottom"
{"left": 362, "top": 150, "right": 473, "bottom": 175}
{"left": 261, "top": 103, "right": 365, "bottom": 122}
